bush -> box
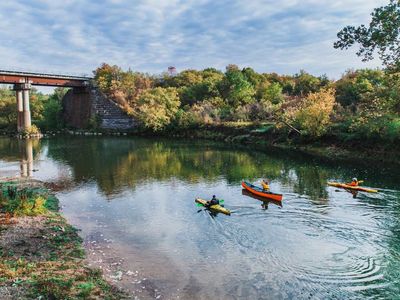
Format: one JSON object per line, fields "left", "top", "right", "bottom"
{"left": 187, "top": 97, "right": 226, "bottom": 124}
{"left": 293, "top": 88, "right": 336, "bottom": 138}
{"left": 386, "top": 118, "right": 400, "bottom": 141}
{"left": 135, "top": 87, "right": 180, "bottom": 131}
{"left": 0, "top": 186, "right": 49, "bottom": 216}
{"left": 21, "top": 125, "right": 41, "bottom": 137}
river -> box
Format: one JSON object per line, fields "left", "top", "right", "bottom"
{"left": 0, "top": 136, "right": 399, "bottom": 299}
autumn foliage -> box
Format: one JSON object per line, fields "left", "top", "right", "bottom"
{"left": 90, "top": 63, "right": 399, "bottom": 142}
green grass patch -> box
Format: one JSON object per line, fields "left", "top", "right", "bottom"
{"left": 0, "top": 182, "right": 125, "bottom": 299}
{"left": 0, "top": 184, "right": 58, "bottom": 216}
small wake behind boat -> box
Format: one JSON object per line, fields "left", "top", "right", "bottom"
{"left": 327, "top": 182, "right": 378, "bottom": 193}
{"left": 195, "top": 198, "right": 231, "bottom": 215}
{"left": 241, "top": 181, "right": 283, "bottom": 202}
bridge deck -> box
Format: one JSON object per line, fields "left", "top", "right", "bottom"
{"left": 0, "top": 70, "right": 92, "bottom": 87}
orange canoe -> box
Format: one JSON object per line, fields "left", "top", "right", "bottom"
{"left": 241, "top": 181, "right": 283, "bottom": 202}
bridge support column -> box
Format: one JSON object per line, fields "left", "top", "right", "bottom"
{"left": 16, "top": 89, "right": 24, "bottom": 131}
{"left": 14, "top": 83, "right": 32, "bottom": 132}
{"left": 22, "top": 83, "right": 32, "bottom": 130}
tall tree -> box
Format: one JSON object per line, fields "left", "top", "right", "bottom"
{"left": 135, "top": 87, "right": 180, "bottom": 131}
{"left": 334, "top": 0, "right": 400, "bottom": 71}
{"left": 219, "top": 65, "right": 256, "bottom": 108}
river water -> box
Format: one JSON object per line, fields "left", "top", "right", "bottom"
{"left": 1, "top": 137, "right": 399, "bottom": 299}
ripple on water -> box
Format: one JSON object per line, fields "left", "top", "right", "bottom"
{"left": 272, "top": 256, "right": 388, "bottom": 298}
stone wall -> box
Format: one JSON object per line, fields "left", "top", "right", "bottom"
{"left": 62, "top": 88, "right": 91, "bottom": 129}
{"left": 62, "top": 86, "right": 135, "bottom": 130}
{"left": 89, "top": 87, "right": 135, "bottom": 130}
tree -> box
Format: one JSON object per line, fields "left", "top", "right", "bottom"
{"left": 135, "top": 87, "right": 180, "bottom": 131}
{"left": 0, "top": 87, "right": 16, "bottom": 128}
{"left": 40, "top": 88, "right": 68, "bottom": 130}
{"left": 334, "top": 69, "right": 385, "bottom": 107}
{"left": 258, "top": 82, "right": 284, "bottom": 105}
{"left": 242, "top": 67, "right": 263, "bottom": 87}
{"left": 292, "top": 70, "right": 322, "bottom": 96}
{"left": 93, "top": 63, "right": 123, "bottom": 95}
{"left": 94, "top": 64, "right": 154, "bottom": 111}
{"left": 334, "top": 0, "right": 400, "bottom": 71}
{"left": 29, "top": 88, "right": 48, "bottom": 123}
{"left": 293, "top": 88, "right": 336, "bottom": 137}
{"left": 219, "top": 65, "right": 256, "bottom": 108}
{"left": 180, "top": 70, "right": 224, "bottom": 106}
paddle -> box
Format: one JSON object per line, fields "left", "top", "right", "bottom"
{"left": 196, "top": 199, "right": 225, "bottom": 207}
{"left": 344, "top": 180, "right": 364, "bottom": 185}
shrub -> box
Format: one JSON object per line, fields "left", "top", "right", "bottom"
{"left": 135, "top": 87, "right": 180, "bottom": 131}
{"left": 21, "top": 125, "right": 41, "bottom": 137}
{"left": 0, "top": 186, "right": 49, "bottom": 217}
{"left": 188, "top": 97, "right": 225, "bottom": 124}
{"left": 386, "top": 118, "right": 400, "bottom": 141}
{"left": 293, "top": 88, "right": 336, "bottom": 138}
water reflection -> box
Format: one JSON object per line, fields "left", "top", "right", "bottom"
{"left": 1, "top": 137, "right": 398, "bottom": 198}
{"left": 42, "top": 137, "right": 398, "bottom": 200}
{"left": 241, "top": 189, "right": 282, "bottom": 210}
{"left": 1, "top": 137, "right": 400, "bottom": 298}
{"left": 0, "top": 138, "right": 40, "bottom": 179}
{"left": 20, "top": 139, "right": 34, "bottom": 177}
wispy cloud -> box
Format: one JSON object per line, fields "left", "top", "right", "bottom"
{"left": 0, "top": 0, "right": 388, "bottom": 78}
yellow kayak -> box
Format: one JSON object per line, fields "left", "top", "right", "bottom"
{"left": 327, "top": 182, "right": 378, "bottom": 193}
{"left": 195, "top": 198, "right": 231, "bottom": 215}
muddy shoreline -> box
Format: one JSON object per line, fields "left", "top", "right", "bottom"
{"left": 0, "top": 180, "right": 128, "bottom": 299}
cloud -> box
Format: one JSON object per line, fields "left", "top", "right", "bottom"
{"left": 0, "top": 0, "right": 388, "bottom": 78}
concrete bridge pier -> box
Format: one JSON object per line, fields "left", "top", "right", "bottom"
{"left": 22, "top": 83, "right": 32, "bottom": 130}
{"left": 15, "top": 88, "right": 23, "bottom": 131}
{"left": 14, "top": 82, "right": 32, "bottom": 132}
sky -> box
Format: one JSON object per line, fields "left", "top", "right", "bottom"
{"left": 0, "top": 0, "right": 389, "bottom": 80}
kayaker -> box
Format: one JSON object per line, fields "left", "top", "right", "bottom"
{"left": 348, "top": 178, "right": 359, "bottom": 186}
{"left": 206, "top": 195, "right": 220, "bottom": 207}
{"left": 261, "top": 179, "right": 270, "bottom": 191}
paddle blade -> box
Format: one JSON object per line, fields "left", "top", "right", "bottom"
{"left": 219, "top": 199, "right": 224, "bottom": 204}
{"left": 196, "top": 202, "right": 204, "bottom": 207}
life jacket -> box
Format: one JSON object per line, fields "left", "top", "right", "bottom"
{"left": 208, "top": 199, "right": 219, "bottom": 206}
{"left": 349, "top": 181, "right": 358, "bottom": 186}
{"left": 261, "top": 182, "right": 269, "bottom": 190}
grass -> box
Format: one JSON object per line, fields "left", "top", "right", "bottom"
{"left": 0, "top": 259, "right": 120, "bottom": 299}
{"left": 0, "top": 182, "right": 125, "bottom": 299}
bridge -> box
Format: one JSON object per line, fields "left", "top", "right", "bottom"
{"left": 0, "top": 70, "right": 92, "bottom": 133}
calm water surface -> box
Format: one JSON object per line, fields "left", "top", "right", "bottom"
{"left": 1, "top": 137, "right": 399, "bottom": 299}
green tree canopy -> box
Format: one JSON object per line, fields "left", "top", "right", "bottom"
{"left": 219, "top": 65, "right": 256, "bottom": 107}
{"left": 334, "top": 69, "right": 385, "bottom": 107}
{"left": 334, "top": 0, "right": 400, "bottom": 71}
{"left": 0, "top": 87, "right": 16, "bottom": 128}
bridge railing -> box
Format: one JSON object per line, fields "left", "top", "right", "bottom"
{"left": 0, "top": 67, "right": 93, "bottom": 80}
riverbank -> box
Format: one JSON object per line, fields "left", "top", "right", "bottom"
{"left": 164, "top": 122, "right": 400, "bottom": 167}
{"left": 2, "top": 121, "right": 399, "bottom": 167}
{"left": 0, "top": 180, "right": 125, "bottom": 299}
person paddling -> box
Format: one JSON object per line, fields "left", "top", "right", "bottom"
{"left": 261, "top": 179, "right": 270, "bottom": 191}
{"left": 348, "top": 178, "right": 359, "bottom": 186}
{"left": 206, "top": 195, "right": 220, "bottom": 207}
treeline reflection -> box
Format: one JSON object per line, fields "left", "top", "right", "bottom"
{"left": 1, "top": 137, "right": 397, "bottom": 200}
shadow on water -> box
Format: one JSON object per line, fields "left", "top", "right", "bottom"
{"left": 197, "top": 207, "right": 224, "bottom": 219}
